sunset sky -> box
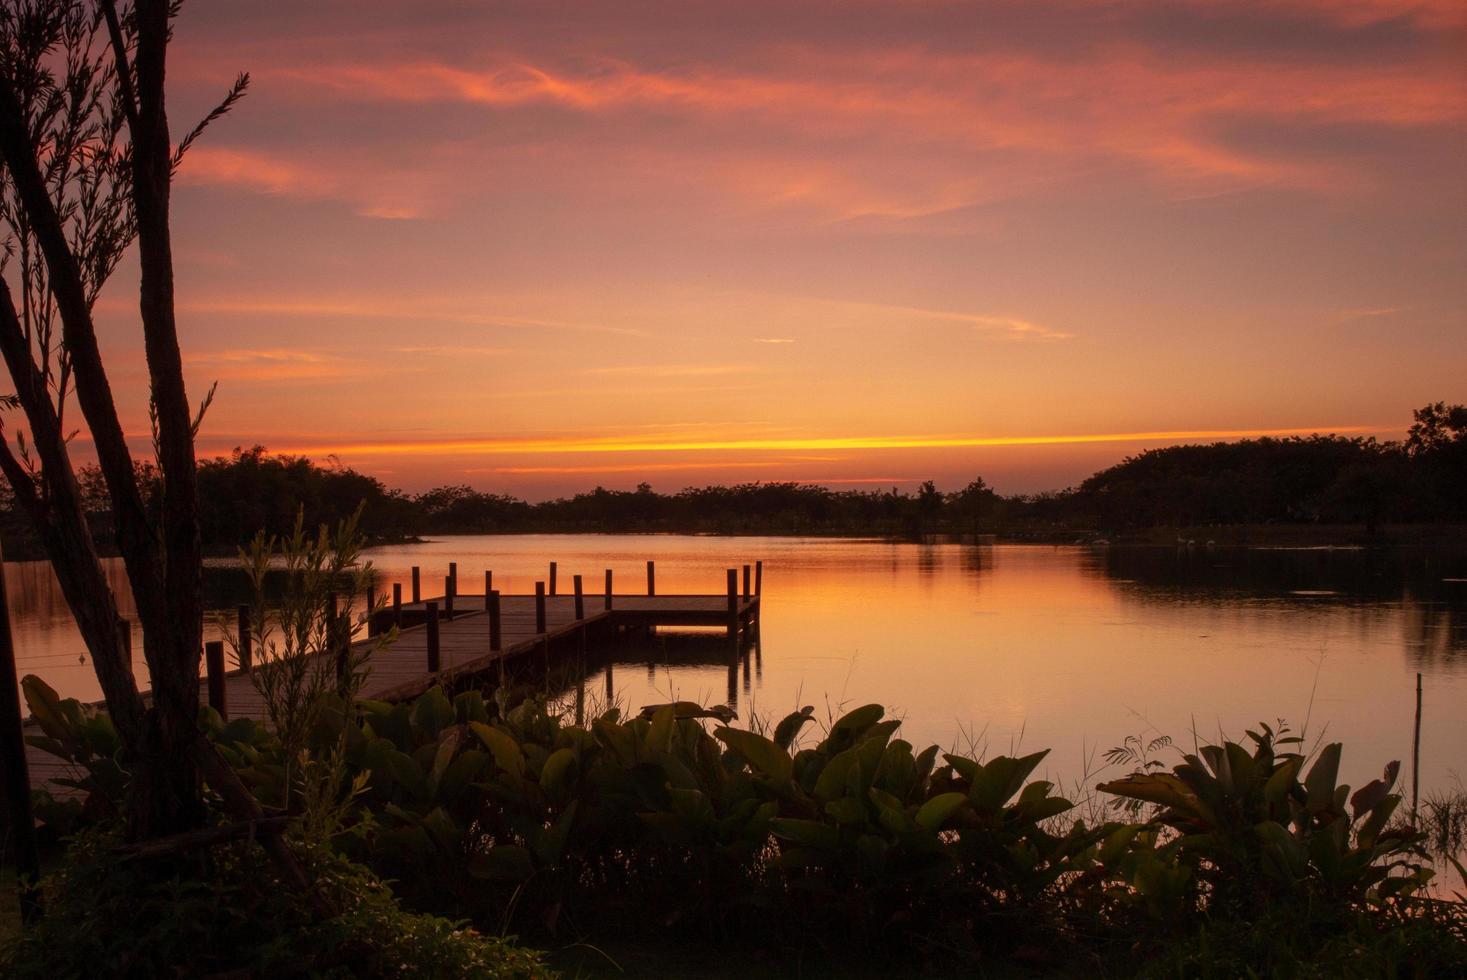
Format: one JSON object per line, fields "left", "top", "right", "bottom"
{"left": 91, "top": 0, "right": 1467, "bottom": 497}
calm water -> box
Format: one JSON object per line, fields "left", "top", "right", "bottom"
{"left": 9, "top": 536, "right": 1466, "bottom": 802}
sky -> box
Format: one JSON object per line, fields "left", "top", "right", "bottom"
{"left": 85, "top": 0, "right": 1467, "bottom": 498}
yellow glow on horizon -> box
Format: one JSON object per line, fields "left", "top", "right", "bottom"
{"left": 265, "top": 424, "right": 1384, "bottom": 459}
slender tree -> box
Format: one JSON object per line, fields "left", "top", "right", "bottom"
{"left": 0, "top": 0, "right": 266, "bottom": 843}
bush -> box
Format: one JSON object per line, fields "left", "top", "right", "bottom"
{"left": 0, "top": 828, "right": 548, "bottom": 979}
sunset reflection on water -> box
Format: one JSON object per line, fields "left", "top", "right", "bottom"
{"left": 8, "top": 536, "right": 1465, "bottom": 803}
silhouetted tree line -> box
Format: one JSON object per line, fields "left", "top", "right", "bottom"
{"left": 1073, "top": 403, "right": 1467, "bottom": 531}
{"left": 1, "top": 405, "right": 1461, "bottom": 556}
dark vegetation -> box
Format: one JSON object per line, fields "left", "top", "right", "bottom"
{"left": 3, "top": 403, "right": 1461, "bottom": 557}
{"left": 8, "top": 672, "right": 1466, "bottom": 977}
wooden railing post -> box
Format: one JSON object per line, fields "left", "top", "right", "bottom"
{"left": 205, "top": 640, "right": 228, "bottom": 720}
{"left": 484, "top": 570, "right": 493, "bottom": 611}
{"left": 755, "top": 560, "right": 763, "bottom": 596}
{"left": 444, "top": 574, "right": 455, "bottom": 620}
{"left": 426, "top": 602, "right": 441, "bottom": 673}
{"left": 604, "top": 568, "right": 613, "bottom": 610}
{"left": 743, "top": 564, "right": 751, "bottom": 601}
{"left": 392, "top": 583, "right": 403, "bottom": 630}
{"left": 647, "top": 560, "right": 656, "bottom": 596}
{"left": 573, "top": 574, "right": 585, "bottom": 620}
{"left": 489, "top": 591, "right": 502, "bottom": 651}
{"left": 236, "top": 605, "right": 252, "bottom": 672}
{"left": 535, "top": 582, "right": 547, "bottom": 634}
{"left": 726, "top": 568, "right": 738, "bottom": 640}
{"left": 410, "top": 566, "right": 421, "bottom": 603}
{"left": 449, "top": 561, "right": 458, "bottom": 599}
{"left": 549, "top": 561, "right": 558, "bottom": 597}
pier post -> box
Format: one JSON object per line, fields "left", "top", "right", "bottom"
{"left": 489, "top": 591, "right": 502, "bottom": 651}
{"left": 426, "top": 602, "right": 441, "bottom": 673}
{"left": 411, "top": 566, "right": 421, "bottom": 603}
{"left": 205, "top": 640, "right": 227, "bottom": 720}
{"left": 392, "top": 583, "right": 403, "bottom": 630}
{"left": 743, "top": 564, "right": 751, "bottom": 600}
{"left": 573, "top": 574, "right": 585, "bottom": 620}
{"left": 726, "top": 568, "right": 739, "bottom": 641}
{"left": 755, "top": 560, "right": 762, "bottom": 596}
{"left": 604, "top": 569, "right": 613, "bottom": 610}
{"left": 449, "top": 561, "right": 458, "bottom": 599}
{"left": 444, "top": 574, "right": 455, "bottom": 620}
{"left": 549, "top": 562, "right": 558, "bottom": 597}
{"left": 535, "top": 582, "right": 547, "bottom": 634}
{"left": 484, "top": 571, "right": 493, "bottom": 611}
{"left": 647, "top": 560, "right": 655, "bottom": 596}
{"left": 236, "top": 605, "right": 252, "bottom": 672}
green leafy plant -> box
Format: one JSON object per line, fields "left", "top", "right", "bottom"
{"left": 1098, "top": 723, "right": 1432, "bottom": 911}
{"left": 0, "top": 829, "right": 549, "bottom": 979}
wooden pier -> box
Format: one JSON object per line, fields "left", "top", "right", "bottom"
{"left": 22, "top": 560, "right": 762, "bottom": 793}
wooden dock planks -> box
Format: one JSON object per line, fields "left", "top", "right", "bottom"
{"left": 23, "top": 590, "right": 760, "bottom": 795}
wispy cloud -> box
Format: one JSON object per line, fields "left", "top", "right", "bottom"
{"left": 830, "top": 299, "right": 1074, "bottom": 341}
{"left": 167, "top": 297, "right": 648, "bottom": 338}
{"left": 185, "top": 348, "right": 371, "bottom": 382}
{"left": 1332, "top": 306, "right": 1406, "bottom": 323}
{"left": 177, "top": 146, "right": 424, "bottom": 219}
{"left": 581, "top": 363, "right": 752, "bottom": 378}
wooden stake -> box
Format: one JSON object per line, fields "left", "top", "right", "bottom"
{"left": 410, "top": 565, "right": 421, "bottom": 603}
{"left": 426, "top": 602, "right": 441, "bottom": 673}
{"left": 0, "top": 540, "right": 42, "bottom": 924}
{"left": 755, "top": 560, "right": 762, "bottom": 597}
{"left": 205, "top": 640, "right": 227, "bottom": 720}
{"left": 448, "top": 561, "right": 458, "bottom": 599}
{"left": 573, "top": 574, "right": 585, "bottom": 620}
{"left": 549, "top": 561, "right": 558, "bottom": 597}
{"left": 726, "top": 568, "right": 738, "bottom": 641}
{"left": 444, "top": 574, "right": 455, "bottom": 620}
{"left": 605, "top": 568, "right": 613, "bottom": 610}
{"left": 392, "top": 583, "right": 403, "bottom": 630}
{"left": 647, "top": 560, "right": 656, "bottom": 596}
{"left": 484, "top": 571, "right": 493, "bottom": 611}
{"left": 489, "top": 591, "right": 502, "bottom": 651}
{"left": 236, "top": 605, "right": 252, "bottom": 672}
{"left": 535, "top": 582, "right": 547, "bottom": 634}
{"left": 1412, "top": 671, "right": 1422, "bottom": 822}
{"left": 743, "top": 564, "right": 751, "bottom": 600}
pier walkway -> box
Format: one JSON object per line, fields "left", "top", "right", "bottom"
{"left": 23, "top": 560, "right": 762, "bottom": 794}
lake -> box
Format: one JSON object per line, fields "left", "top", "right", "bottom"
{"left": 9, "top": 535, "right": 1466, "bottom": 807}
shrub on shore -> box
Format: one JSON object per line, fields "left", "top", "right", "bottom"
{"left": 14, "top": 676, "right": 1465, "bottom": 976}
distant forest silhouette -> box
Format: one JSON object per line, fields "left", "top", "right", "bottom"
{"left": 2, "top": 403, "right": 1462, "bottom": 556}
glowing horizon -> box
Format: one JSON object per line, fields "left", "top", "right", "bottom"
{"left": 266, "top": 424, "right": 1388, "bottom": 460}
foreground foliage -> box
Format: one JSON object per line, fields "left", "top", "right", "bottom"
{"left": 0, "top": 829, "right": 547, "bottom": 979}
{"left": 18, "top": 673, "right": 1466, "bottom": 975}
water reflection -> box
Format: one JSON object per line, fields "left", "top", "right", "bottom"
{"left": 7, "top": 536, "right": 1465, "bottom": 814}
{"left": 1083, "top": 546, "right": 1467, "bottom": 668}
